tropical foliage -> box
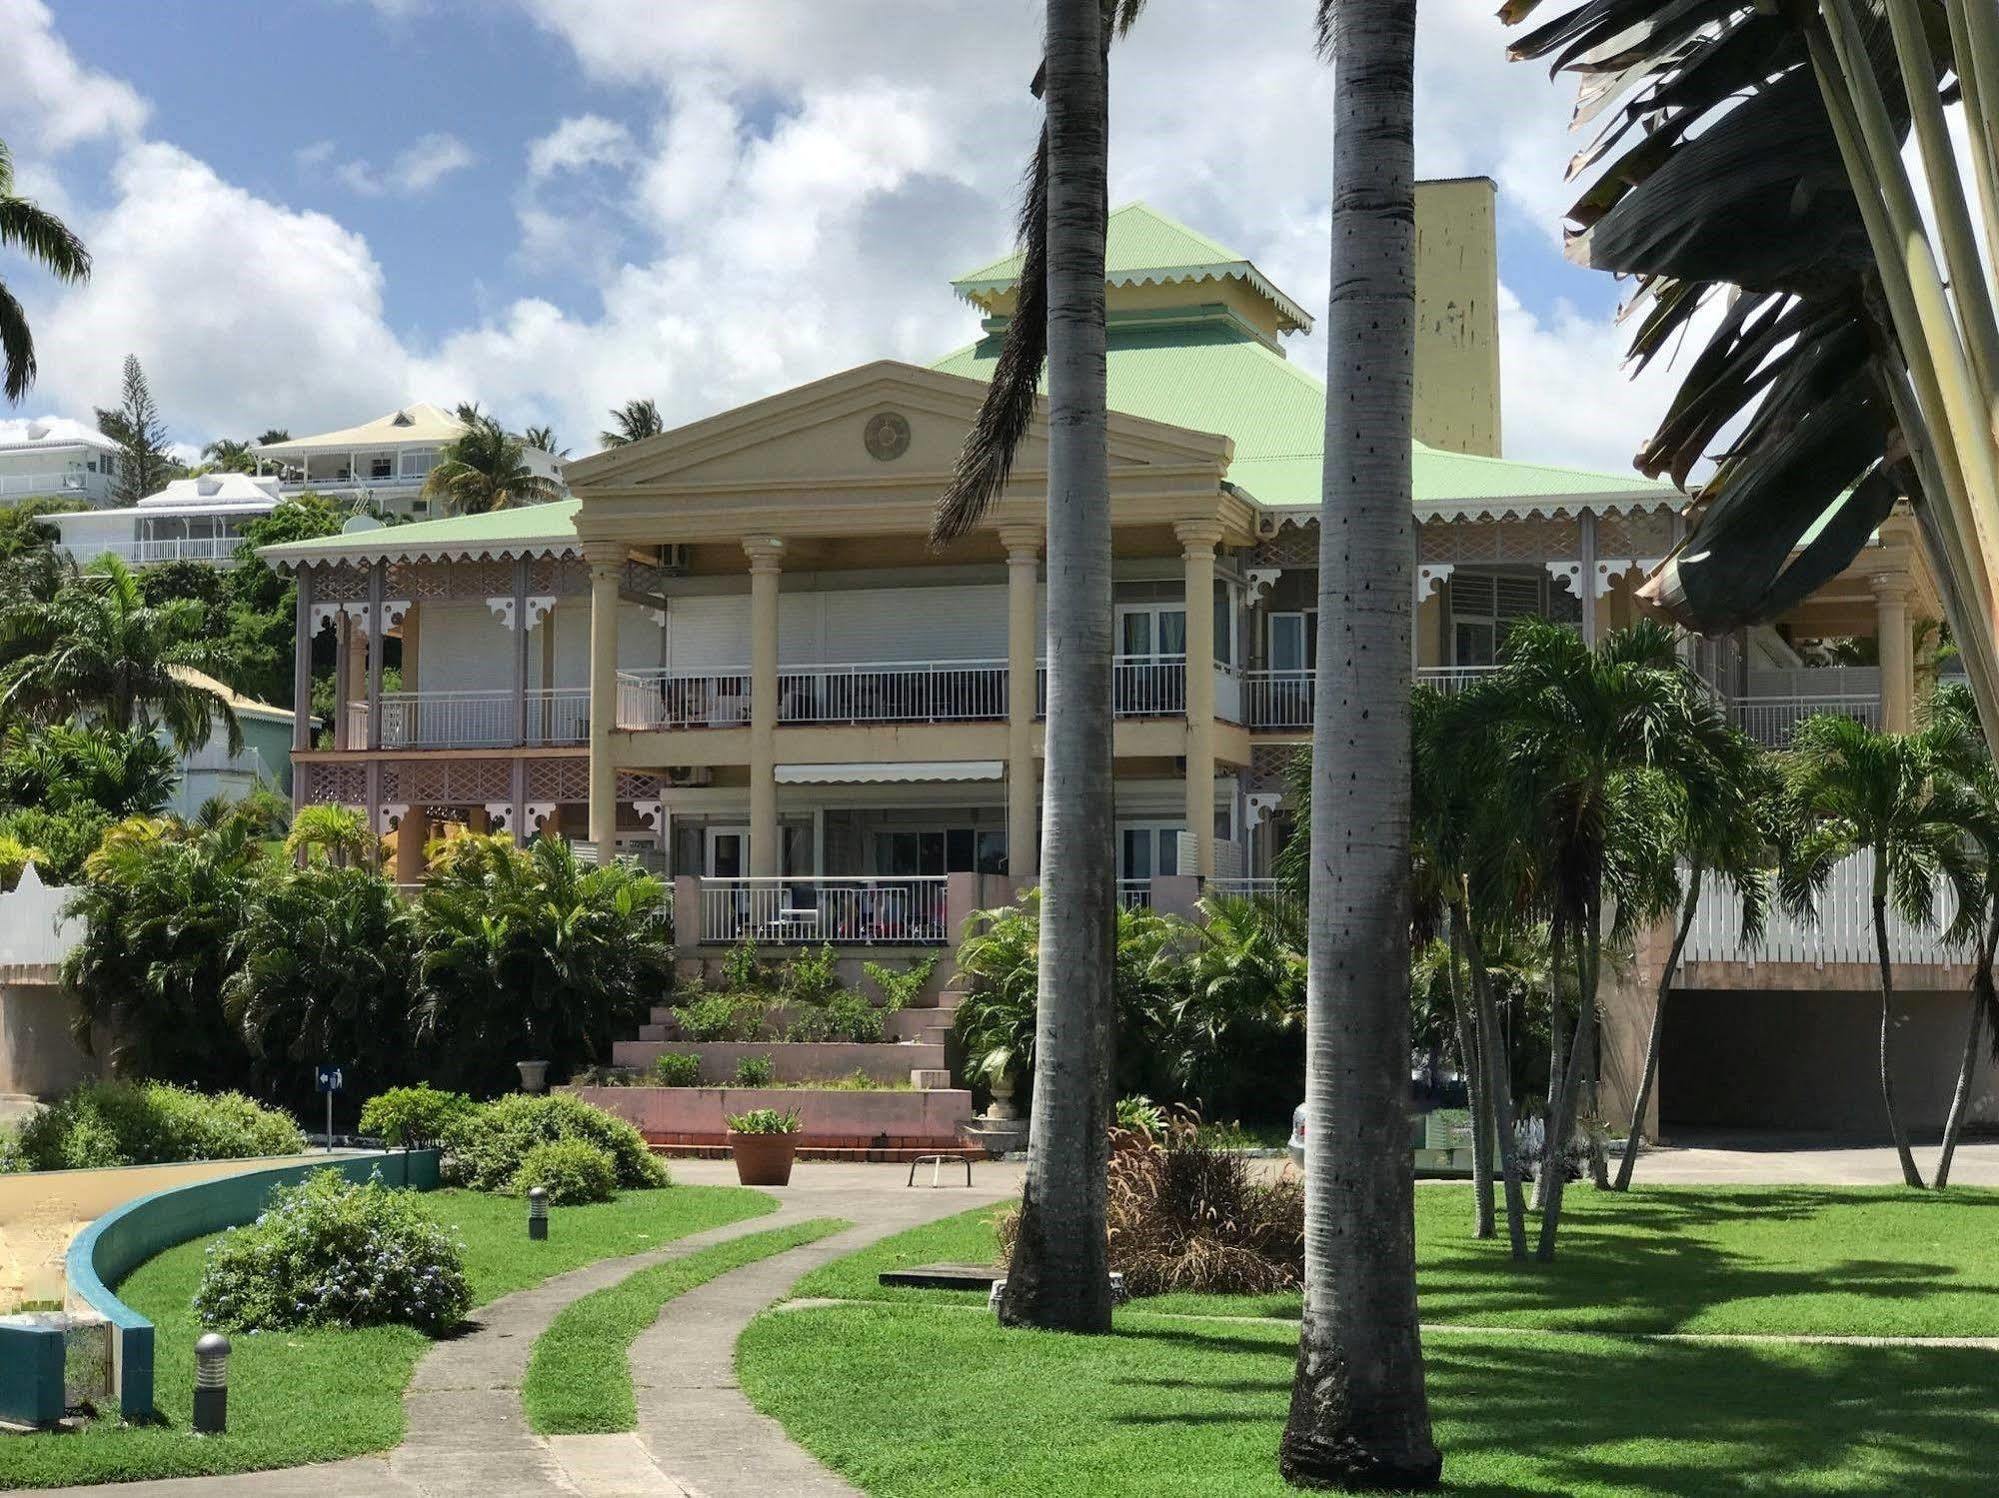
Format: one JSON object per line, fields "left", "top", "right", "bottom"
{"left": 440, "top": 1091, "right": 668, "bottom": 1193}
{"left": 13, "top": 1079, "right": 303, "bottom": 1170}
{"left": 423, "top": 413, "right": 563, "bottom": 514}
{"left": 0, "top": 137, "right": 90, "bottom": 403}
{"left": 598, "top": 398, "right": 663, "bottom": 448}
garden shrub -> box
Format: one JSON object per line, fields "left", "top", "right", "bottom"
{"left": 14, "top": 1081, "right": 305, "bottom": 1171}
{"left": 1000, "top": 1111, "right": 1301, "bottom": 1297}
{"left": 776, "top": 943, "right": 842, "bottom": 1006}
{"left": 672, "top": 988, "right": 770, "bottom": 1042}
{"left": 360, "top": 1085, "right": 477, "bottom": 1148}
{"left": 441, "top": 1092, "right": 667, "bottom": 1193}
{"left": 733, "top": 1054, "right": 776, "bottom": 1087}
{"left": 649, "top": 1052, "right": 701, "bottom": 1087}
{"left": 510, "top": 1138, "right": 618, "bottom": 1204}
{"left": 193, "top": 1169, "right": 470, "bottom": 1334}
{"left": 0, "top": 1124, "right": 23, "bottom": 1173}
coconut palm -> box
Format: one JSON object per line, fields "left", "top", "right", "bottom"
{"left": 522, "top": 423, "right": 568, "bottom": 458}
{"left": 0, "top": 139, "right": 90, "bottom": 403}
{"left": 598, "top": 399, "right": 664, "bottom": 449}
{"left": 199, "top": 438, "right": 258, "bottom": 474}
{"left": 1613, "top": 709, "right": 1776, "bottom": 1190}
{"left": 926, "top": 0, "right": 1143, "bottom": 1337}
{"left": 1278, "top": 0, "right": 1440, "bottom": 1487}
{"left": 0, "top": 555, "right": 240, "bottom": 753}
{"left": 1778, "top": 713, "right": 1990, "bottom": 1189}
{"left": 422, "top": 414, "right": 562, "bottom": 515}
{"left": 1501, "top": 1, "right": 1999, "bottom": 760}
{"left": 0, "top": 720, "right": 178, "bottom": 818}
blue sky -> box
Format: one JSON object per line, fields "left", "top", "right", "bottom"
{"left": 2, "top": 0, "right": 1656, "bottom": 468}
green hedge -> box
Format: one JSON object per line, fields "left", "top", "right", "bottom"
{"left": 14, "top": 1081, "right": 305, "bottom": 1171}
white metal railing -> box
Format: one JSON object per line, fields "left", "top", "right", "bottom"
{"left": 0, "top": 471, "right": 95, "bottom": 497}
{"left": 373, "top": 688, "right": 588, "bottom": 748}
{"left": 62, "top": 535, "right": 246, "bottom": 567}
{"left": 1242, "top": 668, "right": 1313, "bottom": 729}
{"left": 1204, "top": 877, "right": 1296, "bottom": 907}
{"left": 617, "top": 668, "right": 753, "bottom": 729}
{"left": 1415, "top": 665, "right": 1503, "bottom": 695}
{"left": 698, "top": 876, "right": 949, "bottom": 945}
{"left": 1118, "top": 878, "right": 1153, "bottom": 911}
{"left": 1684, "top": 851, "right": 1966, "bottom": 968}
{"left": 777, "top": 660, "right": 1007, "bottom": 724}
{"left": 283, "top": 472, "right": 427, "bottom": 491}
{"left": 343, "top": 701, "right": 368, "bottom": 750}
{"left": 1730, "top": 694, "right": 1880, "bottom": 748}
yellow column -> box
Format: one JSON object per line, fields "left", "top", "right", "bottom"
{"left": 585, "top": 544, "right": 622, "bottom": 846}
{"left": 1873, "top": 573, "right": 1914, "bottom": 733}
{"left": 745, "top": 537, "right": 785, "bottom": 876}
{"left": 1178, "top": 520, "right": 1221, "bottom": 878}
{"left": 1001, "top": 525, "right": 1042, "bottom": 883}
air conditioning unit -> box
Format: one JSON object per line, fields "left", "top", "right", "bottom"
{"left": 658, "top": 544, "right": 691, "bottom": 575}
{"left": 664, "top": 765, "right": 711, "bottom": 787}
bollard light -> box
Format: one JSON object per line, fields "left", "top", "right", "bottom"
{"left": 527, "top": 1186, "right": 549, "bottom": 1241}
{"left": 193, "top": 1332, "right": 230, "bottom": 1435}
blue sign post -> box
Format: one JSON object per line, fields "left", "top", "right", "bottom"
{"left": 315, "top": 1065, "right": 344, "bottom": 1153}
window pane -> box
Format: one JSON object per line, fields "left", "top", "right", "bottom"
{"left": 1120, "top": 611, "right": 1152, "bottom": 656}
{"left": 1158, "top": 609, "right": 1187, "bottom": 656}
{"left": 1121, "top": 829, "right": 1152, "bottom": 880}
{"left": 946, "top": 828, "right": 974, "bottom": 872}
{"left": 1158, "top": 828, "right": 1180, "bottom": 877}
{"left": 1214, "top": 585, "right": 1231, "bottom": 666}
{"left": 1270, "top": 615, "right": 1303, "bottom": 671}
{"left": 919, "top": 831, "right": 946, "bottom": 875}
{"left": 976, "top": 829, "right": 1008, "bottom": 874}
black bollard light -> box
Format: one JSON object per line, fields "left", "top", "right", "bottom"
{"left": 193, "top": 1332, "right": 230, "bottom": 1434}
{"left": 528, "top": 1186, "right": 549, "bottom": 1241}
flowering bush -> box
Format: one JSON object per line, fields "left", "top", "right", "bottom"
{"left": 14, "top": 1081, "right": 304, "bottom": 1171}
{"left": 441, "top": 1092, "right": 667, "bottom": 1193}
{"left": 511, "top": 1138, "right": 617, "bottom": 1204}
{"left": 193, "top": 1170, "right": 470, "bottom": 1334}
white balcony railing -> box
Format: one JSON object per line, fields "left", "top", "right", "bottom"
{"left": 1117, "top": 878, "right": 1153, "bottom": 911}
{"left": 617, "top": 668, "right": 753, "bottom": 730}
{"left": 698, "top": 876, "right": 950, "bottom": 945}
{"left": 1213, "top": 663, "right": 1243, "bottom": 723}
{"left": 1730, "top": 694, "right": 1881, "bottom": 748}
{"left": 1415, "top": 665, "right": 1503, "bottom": 695}
{"left": 777, "top": 660, "right": 1007, "bottom": 724}
{"left": 360, "top": 688, "right": 588, "bottom": 748}
{"left": 1242, "top": 668, "right": 1313, "bottom": 729}
{"left": 0, "top": 471, "right": 97, "bottom": 497}
{"left": 60, "top": 536, "right": 245, "bottom": 568}
{"left": 1684, "top": 850, "right": 1966, "bottom": 969}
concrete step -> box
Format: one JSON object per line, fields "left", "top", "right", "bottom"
{"left": 883, "top": 1009, "right": 955, "bottom": 1043}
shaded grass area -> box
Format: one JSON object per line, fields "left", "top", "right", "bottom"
{"left": 0, "top": 1184, "right": 774, "bottom": 1490}
{"left": 740, "top": 1301, "right": 1999, "bottom": 1498}
{"left": 524, "top": 1216, "right": 850, "bottom": 1434}
{"left": 805, "top": 1187, "right": 1999, "bottom": 1336}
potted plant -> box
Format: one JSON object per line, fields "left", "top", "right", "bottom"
{"left": 725, "top": 1107, "right": 803, "bottom": 1186}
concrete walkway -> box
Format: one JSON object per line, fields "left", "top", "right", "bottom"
{"left": 49, "top": 1159, "right": 1019, "bottom": 1498}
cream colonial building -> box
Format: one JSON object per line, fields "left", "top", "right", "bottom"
{"left": 262, "top": 181, "right": 1982, "bottom": 1135}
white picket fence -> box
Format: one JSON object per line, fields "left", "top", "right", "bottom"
{"left": 0, "top": 865, "right": 82, "bottom": 967}
{"left": 1683, "top": 849, "right": 1966, "bottom": 969}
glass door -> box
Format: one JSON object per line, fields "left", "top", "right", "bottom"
{"left": 1116, "top": 604, "right": 1187, "bottom": 713}
{"left": 705, "top": 826, "right": 749, "bottom": 877}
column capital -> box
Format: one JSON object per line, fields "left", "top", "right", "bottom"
{"left": 1869, "top": 571, "right": 1913, "bottom": 607}
{"left": 1174, "top": 518, "right": 1225, "bottom": 554}
{"left": 996, "top": 524, "right": 1043, "bottom": 559}
{"left": 581, "top": 539, "right": 625, "bottom": 576}
{"left": 742, "top": 536, "right": 786, "bottom": 573}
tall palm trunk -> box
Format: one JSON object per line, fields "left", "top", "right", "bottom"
{"left": 1279, "top": 1, "right": 1439, "bottom": 1486}
{"left": 1614, "top": 868, "right": 1702, "bottom": 1191}
{"left": 1533, "top": 910, "right": 1567, "bottom": 1212}
{"left": 1537, "top": 893, "right": 1600, "bottom": 1260}
{"left": 1871, "top": 879, "right": 1929, "bottom": 1190}
{"left": 1446, "top": 914, "right": 1494, "bottom": 1238}
{"left": 1935, "top": 929, "right": 1994, "bottom": 1191}
{"left": 1458, "top": 898, "right": 1528, "bottom": 1259}
{"left": 998, "top": 0, "right": 1115, "bottom": 1334}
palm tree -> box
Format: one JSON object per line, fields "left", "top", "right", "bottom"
{"left": 0, "top": 138, "right": 90, "bottom": 403}
{"left": 0, "top": 555, "right": 241, "bottom": 753}
{"left": 0, "top": 720, "right": 178, "bottom": 818}
{"left": 283, "top": 803, "right": 377, "bottom": 869}
{"left": 1501, "top": 1, "right": 1999, "bottom": 761}
{"left": 925, "top": 0, "right": 1142, "bottom": 1336}
{"left": 1779, "top": 713, "right": 1989, "bottom": 1189}
{"left": 422, "top": 414, "right": 562, "bottom": 515}
{"left": 1613, "top": 708, "right": 1775, "bottom": 1190}
{"left": 1279, "top": 0, "right": 1440, "bottom": 1488}
{"left": 199, "top": 438, "right": 258, "bottom": 474}
{"left": 598, "top": 399, "right": 663, "bottom": 449}
{"left": 522, "top": 423, "right": 568, "bottom": 458}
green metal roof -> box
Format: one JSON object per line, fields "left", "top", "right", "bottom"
{"left": 258, "top": 499, "right": 580, "bottom": 566}
{"left": 933, "top": 314, "right": 1677, "bottom": 515}
{"left": 951, "top": 202, "right": 1315, "bottom": 334}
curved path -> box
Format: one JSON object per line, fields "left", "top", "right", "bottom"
{"left": 49, "top": 1159, "right": 1020, "bottom": 1498}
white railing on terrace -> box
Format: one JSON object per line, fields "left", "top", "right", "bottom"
{"left": 778, "top": 660, "right": 1007, "bottom": 724}
{"left": 698, "top": 876, "right": 949, "bottom": 945}
{"left": 281, "top": 472, "right": 428, "bottom": 491}
{"left": 1214, "top": 663, "right": 1243, "bottom": 723}
{"left": 62, "top": 536, "right": 245, "bottom": 567}
{"left": 1684, "top": 850, "right": 1966, "bottom": 969}
{"left": 0, "top": 472, "right": 94, "bottom": 497}
{"left": 1242, "top": 668, "right": 1313, "bottom": 729}
{"left": 375, "top": 687, "right": 588, "bottom": 748}
{"left": 1416, "top": 665, "right": 1503, "bottom": 695}
{"left": 617, "top": 668, "right": 753, "bottom": 729}
{"left": 1203, "top": 877, "right": 1297, "bottom": 909}
{"left": 1730, "top": 694, "right": 1880, "bottom": 748}
{"left": 1118, "top": 878, "right": 1153, "bottom": 911}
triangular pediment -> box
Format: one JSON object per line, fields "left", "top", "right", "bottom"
{"left": 565, "top": 360, "right": 1231, "bottom": 496}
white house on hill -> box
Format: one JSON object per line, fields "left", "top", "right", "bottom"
{"left": 0, "top": 418, "right": 123, "bottom": 506}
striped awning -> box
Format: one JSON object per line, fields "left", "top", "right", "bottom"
{"left": 774, "top": 760, "right": 1003, "bottom": 785}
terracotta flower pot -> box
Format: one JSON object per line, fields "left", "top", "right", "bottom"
{"left": 728, "top": 1129, "right": 799, "bottom": 1186}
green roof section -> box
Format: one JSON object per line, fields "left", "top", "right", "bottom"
{"left": 951, "top": 202, "right": 1314, "bottom": 334}
{"left": 258, "top": 498, "right": 580, "bottom": 564}
{"left": 932, "top": 315, "right": 1678, "bottom": 513}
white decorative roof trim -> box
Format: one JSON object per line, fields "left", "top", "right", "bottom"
{"left": 1260, "top": 496, "right": 1683, "bottom": 530}
{"left": 268, "top": 539, "right": 580, "bottom": 572}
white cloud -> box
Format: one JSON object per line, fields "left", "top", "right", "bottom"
{"left": 526, "top": 115, "right": 633, "bottom": 182}
{"left": 322, "top": 132, "right": 475, "bottom": 197}
{"left": 0, "top": 0, "right": 148, "bottom": 150}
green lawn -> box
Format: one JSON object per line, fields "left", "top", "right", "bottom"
{"left": 0, "top": 1183, "right": 774, "bottom": 1490}
{"left": 801, "top": 1186, "right": 1999, "bottom": 1336}
{"left": 740, "top": 1301, "right": 1999, "bottom": 1498}
{"left": 524, "top": 1216, "right": 850, "bottom": 1434}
